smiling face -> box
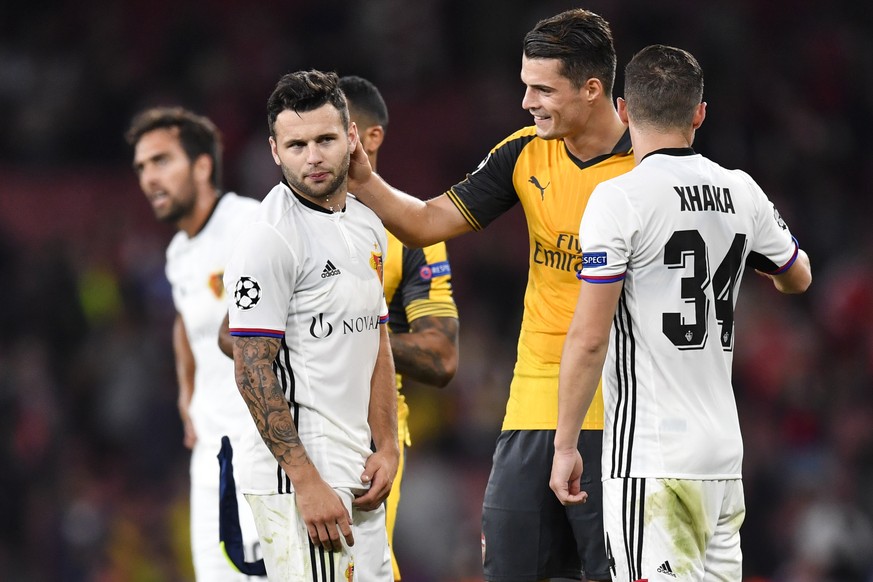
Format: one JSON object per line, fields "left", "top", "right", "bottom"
{"left": 133, "top": 127, "right": 199, "bottom": 225}
{"left": 269, "top": 103, "right": 357, "bottom": 206}
{"left": 520, "top": 55, "right": 591, "bottom": 141}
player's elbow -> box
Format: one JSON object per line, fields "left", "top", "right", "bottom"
{"left": 432, "top": 351, "right": 459, "bottom": 388}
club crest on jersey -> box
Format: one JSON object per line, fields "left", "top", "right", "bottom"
{"left": 234, "top": 276, "right": 261, "bottom": 310}
{"left": 370, "top": 250, "right": 384, "bottom": 283}
{"left": 208, "top": 271, "right": 225, "bottom": 299}
{"left": 345, "top": 559, "right": 354, "bottom": 581}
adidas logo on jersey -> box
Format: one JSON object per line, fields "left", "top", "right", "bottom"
{"left": 321, "top": 260, "right": 341, "bottom": 278}
{"left": 657, "top": 560, "right": 677, "bottom": 578}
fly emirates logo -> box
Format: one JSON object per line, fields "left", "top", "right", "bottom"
{"left": 533, "top": 233, "right": 582, "bottom": 273}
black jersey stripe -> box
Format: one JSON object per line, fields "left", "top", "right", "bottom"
{"left": 612, "top": 294, "right": 631, "bottom": 477}
{"left": 271, "top": 337, "right": 298, "bottom": 494}
{"left": 619, "top": 477, "right": 646, "bottom": 582}
{"left": 309, "top": 540, "right": 318, "bottom": 581}
{"left": 445, "top": 188, "right": 483, "bottom": 231}
{"left": 635, "top": 478, "right": 646, "bottom": 578}
{"left": 611, "top": 291, "right": 638, "bottom": 478}
{"left": 620, "top": 478, "right": 634, "bottom": 582}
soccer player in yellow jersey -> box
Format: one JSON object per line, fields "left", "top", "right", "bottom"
{"left": 340, "top": 75, "right": 460, "bottom": 581}
{"left": 348, "top": 9, "right": 632, "bottom": 582}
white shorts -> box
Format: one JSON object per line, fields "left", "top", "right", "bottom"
{"left": 246, "top": 489, "right": 392, "bottom": 581}
{"left": 602, "top": 478, "right": 745, "bottom": 582}
{"left": 191, "top": 443, "right": 265, "bottom": 581}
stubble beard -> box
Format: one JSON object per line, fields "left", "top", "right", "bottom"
{"left": 156, "top": 175, "right": 198, "bottom": 226}
{"left": 282, "top": 153, "right": 350, "bottom": 203}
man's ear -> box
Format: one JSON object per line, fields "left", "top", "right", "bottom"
{"left": 268, "top": 136, "right": 281, "bottom": 166}
{"left": 616, "top": 97, "right": 629, "bottom": 124}
{"left": 692, "top": 102, "right": 706, "bottom": 130}
{"left": 193, "top": 154, "right": 213, "bottom": 184}
{"left": 361, "top": 125, "right": 385, "bottom": 155}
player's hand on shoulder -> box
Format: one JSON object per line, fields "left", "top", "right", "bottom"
{"left": 352, "top": 449, "right": 399, "bottom": 511}
{"left": 550, "top": 448, "right": 588, "bottom": 506}
{"left": 295, "top": 475, "right": 355, "bottom": 550}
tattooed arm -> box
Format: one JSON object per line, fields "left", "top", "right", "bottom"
{"left": 232, "top": 335, "right": 354, "bottom": 550}
{"left": 353, "top": 325, "right": 400, "bottom": 510}
{"left": 390, "top": 315, "right": 459, "bottom": 387}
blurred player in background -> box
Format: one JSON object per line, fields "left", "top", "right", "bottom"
{"left": 340, "top": 74, "right": 460, "bottom": 581}
{"left": 348, "top": 9, "right": 630, "bottom": 581}
{"left": 550, "top": 44, "right": 812, "bottom": 582}
{"left": 126, "top": 107, "right": 265, "bottom": 580}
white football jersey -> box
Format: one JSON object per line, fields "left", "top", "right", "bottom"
{"left": 165, "top": 192, "right": 261, "bottom": 484}
{"left": 223, "top": 181, "right": 389, "bottom": 495}
{"left": 578, "top": 149, "right": 799, "bottom": 479}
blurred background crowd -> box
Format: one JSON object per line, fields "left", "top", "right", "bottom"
{"left": 2, "top": 0, "right": 873, "bottom": 580}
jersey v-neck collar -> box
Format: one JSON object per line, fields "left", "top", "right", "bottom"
{"left": 565, "top": 128, "right": 633, "bottom": 170}
{"left": 282, "top": 177, "right": 346, "bottom": 214}
{"left": 189, "top": 193, "right": 223, "bottom": 238}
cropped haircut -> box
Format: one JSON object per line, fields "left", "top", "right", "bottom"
{"left": 267, "top": 70, "right": 349, "bottom": 137}
{"left": 339, "top": 75, "right": 389, "bottom": 130}
{"left": 125, "top": 106, "right": 223, "bottom": 190}
{"left": 624, "top": 45, "right": 704, "bottom": 130}
{"left": 523, "top": 8, "right": 617, "bottom": 97}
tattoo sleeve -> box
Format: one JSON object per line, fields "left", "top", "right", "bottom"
{"left": 232, "top": 336, "right": 311, "bottom": 471}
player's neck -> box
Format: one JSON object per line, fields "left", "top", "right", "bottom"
{"left": 178, "top": 188, "right": 220, "bottom": 237}
{"left": 564, "top": 105, "right": 626, "bottom": 162}
{"left": 630, "top": 127, "right": 693, "bottom": 165}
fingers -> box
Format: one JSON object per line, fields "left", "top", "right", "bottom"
{"left": 307, "top": 516, "right": 355, "bottom": 551}
{"left": 351, "top": 487, "right": 381, "bottom": 511}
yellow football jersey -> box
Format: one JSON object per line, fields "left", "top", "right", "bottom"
{"left": 447, "top": 127, "right": 634, "bottom": 430}
{"left": 382, "top": 231, "right": 459, "bottom": 444}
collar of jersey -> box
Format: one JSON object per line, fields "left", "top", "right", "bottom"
{"left": 282, "top": 178, "right": 346, "bottom": 214}
{"left": 640, "top": 147, "right": 696, "bottom": 163}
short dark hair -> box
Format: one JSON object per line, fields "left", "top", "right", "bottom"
{"left": 267, "top": 70, "right": 349, "bottom": 137}
{"left": 125, "top": 106, "right": 223, "bottom": 190}
{"left": 523, "top": 8, "right": 616, "bottom": 97}
{"left": 623, "top": 44, "right": 704, "bottom": 130}
{"left": 338, "top": 75, "right": 389, "bottom": 130}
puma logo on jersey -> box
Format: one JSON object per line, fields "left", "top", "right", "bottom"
{"left": 321, "top": 260, "right": 341, "bottom": 278}
{"left": 529, "top": 176, "right": 550, "bottom": 200}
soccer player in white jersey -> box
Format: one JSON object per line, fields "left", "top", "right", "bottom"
{"left": 223, "top": 70, "right": 398, "bottom": 581}
{"left": 126, "top": 107, "right": 266, "bottom": 580}
{"left": 550, "top": 45, "right": 812, "bottom": 582}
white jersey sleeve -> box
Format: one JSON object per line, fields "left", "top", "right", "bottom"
{"left": 740, "top": 170, "right": 799, "bottom": 273}
{"left": 224, "top": 224, "right": 298, "bottom": 338}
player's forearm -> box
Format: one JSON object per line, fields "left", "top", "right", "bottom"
{"left": 390, "top": 317, "right": 459, "bottom": 387}
{"left": 772, "top": 249, "right": 812, "bottom": 294}
{"left": 233, "top": 336, "right": 317, "bottom": 483}
{"left": 369, "top": 327, "right": 399, "bottom": 455}
{"left": 555, "top": 358, "right": 603, "bottom": 451}
{"left": 555, "top": 346, "right": 604, "bottom": 452}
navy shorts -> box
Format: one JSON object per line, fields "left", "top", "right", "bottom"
{"left": 481, "top": 430, "right": 607, "bottom": 582}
